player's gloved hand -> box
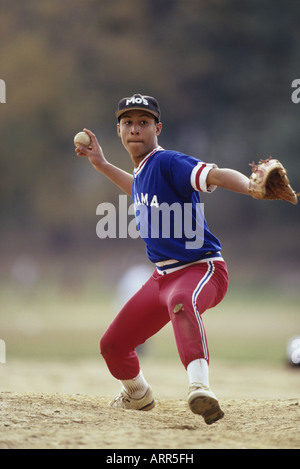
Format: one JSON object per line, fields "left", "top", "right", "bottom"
{"left": 249, "top": 157, "right": 299, "bottom": 205}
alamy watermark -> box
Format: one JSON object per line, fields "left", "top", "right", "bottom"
{"left": 96, "top": 195, "right": 205, "bottom": 249}
{"left": 0, "top": 79, "right": 6, "bottom": 103}
{"left": 0, "top": 339, "right": 6, "bottom": 364}
{"left": 291, "top": 79, "right": 300, "bottom": 104}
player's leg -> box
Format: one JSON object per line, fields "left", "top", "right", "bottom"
{"left": 100, "top": 272, "right": 169, "bottom": 410}
{"left": 163, "top": 261, "right": 229, "bottom": 423}
{"left": 164, "top": 261, "right": 228, "bottom": 365}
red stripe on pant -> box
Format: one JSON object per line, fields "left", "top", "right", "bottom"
{"left": 100, "top": 261, "right": 228, "bottom": 380}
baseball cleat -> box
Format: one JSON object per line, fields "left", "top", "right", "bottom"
{"left": 109, "top": 385, "right": 155, "bottom": 411}
{"left": 188, "top": 384, "right": 224, "bottom": 425}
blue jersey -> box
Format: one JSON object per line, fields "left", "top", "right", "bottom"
{"left": 132, "top": 147, "right": 222, "bottom": 264}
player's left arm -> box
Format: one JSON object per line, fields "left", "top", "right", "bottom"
{"left": 206, "top": 167, "right": 250, "bottom": 195}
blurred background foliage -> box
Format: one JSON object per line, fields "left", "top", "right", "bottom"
{"left": 0, "top": 0, "right": 300, "bottom": 303}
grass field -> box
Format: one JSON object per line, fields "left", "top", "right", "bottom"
{"left": 1, "top": 276, "right": 299, "bottom": 365}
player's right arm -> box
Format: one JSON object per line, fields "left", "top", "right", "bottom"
{"left": 75, "top": 128, "right": 133, "bottom": 197}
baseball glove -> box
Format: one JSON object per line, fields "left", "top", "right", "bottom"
{"left": 249, "top": 157, "right": 299, "bottom": 205}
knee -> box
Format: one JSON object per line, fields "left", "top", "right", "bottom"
{"left": 100, "top": 332, "right": 113, "bottom": 358}
{"left": 100, "top": 331, "right": 124, "bottom": 358}
{"left": 169, "top": 292, "right": 191, "bottom": 316}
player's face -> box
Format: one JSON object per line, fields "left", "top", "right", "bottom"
{"left": 117, "top": 111, "right": 162, "bottom": 166}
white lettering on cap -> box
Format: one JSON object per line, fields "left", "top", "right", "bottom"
{"left": 126, "top": 96, "right": 149, "bottom": 106}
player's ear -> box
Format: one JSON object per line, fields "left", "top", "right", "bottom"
{"left": 117, "top": 123, "right": 121, "bottom": 137}
{"left": 155, "top": 122, "right": 162, "bottom": 137}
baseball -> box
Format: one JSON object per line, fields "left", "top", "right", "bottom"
{"left": 74, "top": 131, "right": 91, "bottom": 147}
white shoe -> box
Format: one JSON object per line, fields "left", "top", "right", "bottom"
{"left": 188, "top": 384, "right": 224, "bottom": 424}
{"left": 109, "top": 385, "right": 155, "bottom": 411}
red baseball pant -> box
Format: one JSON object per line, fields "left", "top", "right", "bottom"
{"left": 100, "top": 260, "right": 228, "bottom": 380}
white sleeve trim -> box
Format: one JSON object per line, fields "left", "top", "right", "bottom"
{"left": 190, "top": 163, "right": 218, "bottom": 193}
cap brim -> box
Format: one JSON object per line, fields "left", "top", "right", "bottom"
{"left": 116, "top": 107, "right": 160, "bottom": 120}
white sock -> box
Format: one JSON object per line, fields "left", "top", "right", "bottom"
{"left": 120, "top": 370, "right": 149, "bottom": 399}
{"left": 187, "top": 358, "right": 210, "bottom": 388}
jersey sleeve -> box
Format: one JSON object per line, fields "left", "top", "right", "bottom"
{"left": 164, "top": 152, "right": 218, "bottom": 196}
{"left": 190, "top": 162, "right": 218, "bottom": 193}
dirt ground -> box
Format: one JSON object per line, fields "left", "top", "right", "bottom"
{"left": 0, "top": 358, "right": 299, "bottom": 449}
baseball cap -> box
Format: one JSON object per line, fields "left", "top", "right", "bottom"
{"left": 116, "top": 93, "right": 161, "bottom": 122}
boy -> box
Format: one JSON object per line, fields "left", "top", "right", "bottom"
{"left": 75, "top": 94, "right": 250, "bottom": 424}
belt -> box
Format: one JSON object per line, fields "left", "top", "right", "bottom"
{"left": 155, "top": 252, "right": 224, "bottom": 275}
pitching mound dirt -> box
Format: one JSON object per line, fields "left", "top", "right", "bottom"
{"left": 0, "top": 359, "right": 299, "bottom": 449}
{"left": 0, "top": 392, "right": 299, "bottom": 449}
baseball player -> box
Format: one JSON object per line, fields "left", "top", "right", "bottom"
{"left": 75, "top": 93, "right": 251, "bottom": 425}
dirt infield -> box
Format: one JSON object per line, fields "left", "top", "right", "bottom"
{"left": 0, "top": 359, "right": 299, "bottom": 449}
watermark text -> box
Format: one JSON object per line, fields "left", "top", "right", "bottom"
{"left": 0, "top": 340, "right": 6, "bottom": 363}
{"left": 96, "top": 195, "right": 205, "bottom": 249}
{"left": 0, "top": 79, "right": 6, "bottom": 103}
{"left": 291, "top": 79, "right": 300, "bottom": 103}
